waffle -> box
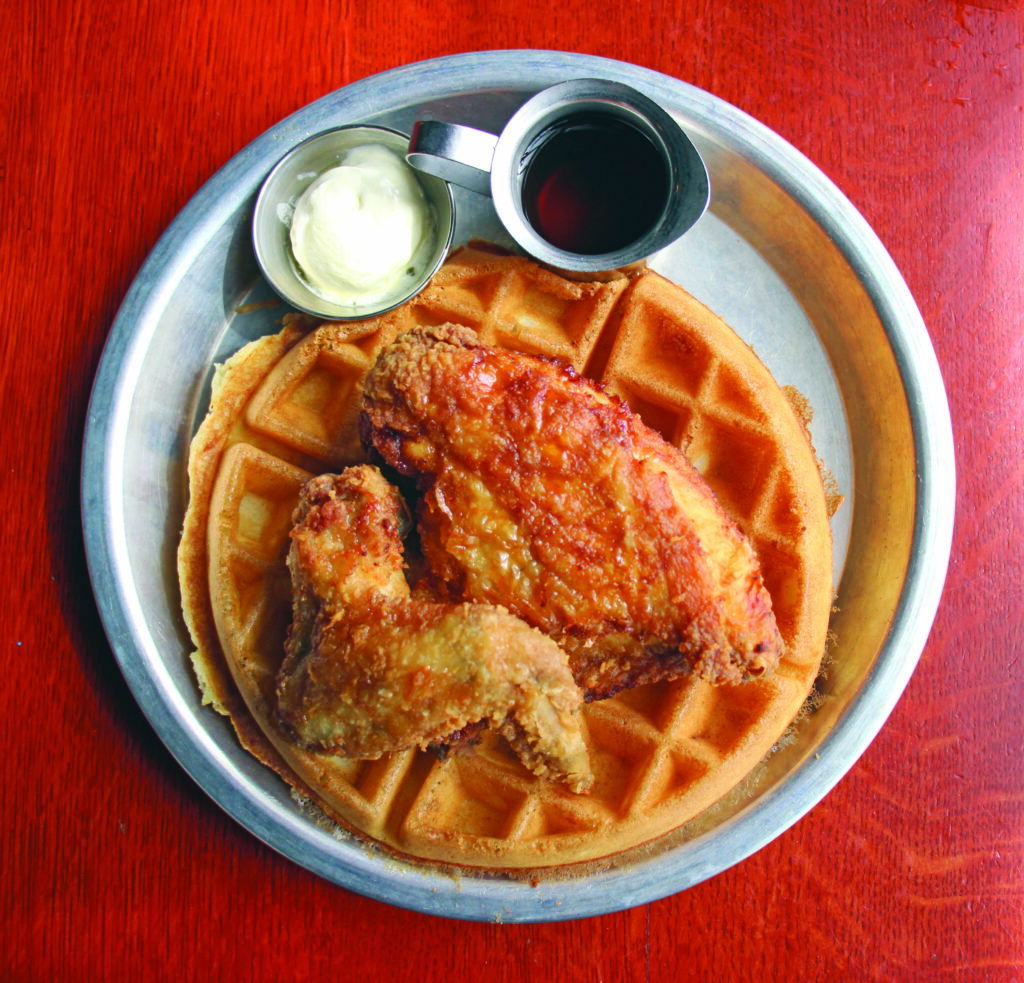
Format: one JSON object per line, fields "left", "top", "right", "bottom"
{"left": 178, "top": 246, "right": 835, "bottom": 870}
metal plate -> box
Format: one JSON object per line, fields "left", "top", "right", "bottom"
{"left": 81, "top": 51, "right": 955, "bottom": 922}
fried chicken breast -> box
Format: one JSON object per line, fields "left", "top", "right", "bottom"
{"left": 361, "top": 324, "right": 783, "bottom": 699}
{"left": 276, "top": 466, "right": 592, "bottom": 793}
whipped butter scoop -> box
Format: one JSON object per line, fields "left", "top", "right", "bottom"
{"left": 289, "top": 144, "right": 434, "bottom": 306}
{"left": 253, "top": 125, "right": 454, "bottom": 320}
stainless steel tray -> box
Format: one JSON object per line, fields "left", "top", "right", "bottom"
{"left": 81, "top": 50, "right": 955, "bottom": 922}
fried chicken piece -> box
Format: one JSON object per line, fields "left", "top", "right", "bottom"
{"left": 276, "top": 466, "right": 592, "bottom": 793}
{"left": 361, "top": 324, "right": 783, "bottom": 699}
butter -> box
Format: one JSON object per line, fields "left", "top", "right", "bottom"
{"left": 289, "top": 144, "right": 433, "bottom": 307}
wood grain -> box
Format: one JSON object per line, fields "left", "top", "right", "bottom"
{"left": 2, "top": 0, "right": 1022, "bottom": 980}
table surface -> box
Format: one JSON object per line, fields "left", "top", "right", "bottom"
{"left": 3, "top": 1, "right": 1021, "bottom": 980}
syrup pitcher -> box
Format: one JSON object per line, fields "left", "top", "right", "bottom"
{"left": 406, "top": 78, "right": 710, "bottom": 273}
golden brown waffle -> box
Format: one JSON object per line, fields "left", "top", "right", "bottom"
{"left": 178, "top": 246, "right": 835, "bottom": 870}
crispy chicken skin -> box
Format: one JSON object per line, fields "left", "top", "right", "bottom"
{"left": 361, "top": 324, "right": 783, "bottom": 699}
{"left": 276, "top": 467, "right": 592, "bottom": 793}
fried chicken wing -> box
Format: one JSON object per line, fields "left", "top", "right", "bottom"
{"left": 361, "top": 324, "right": 783, "bottom": 699}
{"left": 276, "top": 466, "right": 592, "bottom": 793}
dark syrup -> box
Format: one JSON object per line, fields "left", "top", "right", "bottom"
{"left": 522, "top": 114, "right": 669, "bottom": 255}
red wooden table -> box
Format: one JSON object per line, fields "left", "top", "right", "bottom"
{"left": 2, "top": 1, "right": 1021, "bottom": 980}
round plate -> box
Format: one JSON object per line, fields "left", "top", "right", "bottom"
{"left": 81, "top": 50, "right": 955, "bottom": 922}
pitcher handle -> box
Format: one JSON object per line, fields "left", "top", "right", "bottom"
{"left": 407, "top": 121, "right": 497, "bottom": 197}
